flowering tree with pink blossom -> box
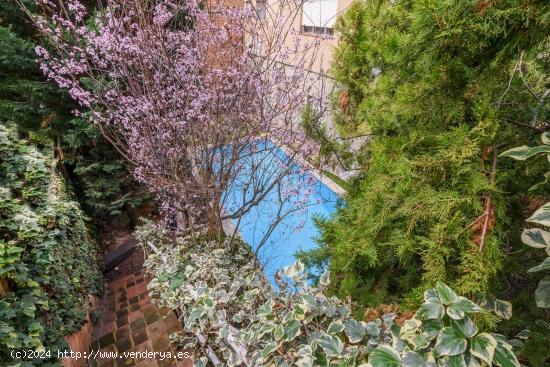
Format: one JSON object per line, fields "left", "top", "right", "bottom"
{"left": 24, "top": 0, "right": 331, "bottom": 242}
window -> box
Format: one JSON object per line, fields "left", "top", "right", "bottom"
{"left": 301, "top": 0, "right": 337, "bottom": 36}
{"left": 256, "top": 0, "right": 267, "bottom": 21}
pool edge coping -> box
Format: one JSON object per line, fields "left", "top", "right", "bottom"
{"left": 275, "top": 143, "right": 347, "bottom": 198}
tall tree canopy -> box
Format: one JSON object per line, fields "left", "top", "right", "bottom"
{"left": 309, "top": 0, "right": 550, "bottom": 310}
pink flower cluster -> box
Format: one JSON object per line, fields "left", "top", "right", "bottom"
{"left": 33, "top": 0, "right": 328, "bottom": 235}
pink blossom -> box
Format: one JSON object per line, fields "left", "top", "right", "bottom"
{"left": 33, "top": 0, "right": 332, "bottom": 236}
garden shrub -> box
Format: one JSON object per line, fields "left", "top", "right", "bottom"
{"left": 139, "top": 220, "right": 523, "bottom": 366}
{"left": 309, "top": 0, "right": 550, "bottom": 311}
{"left": 501, "top": 132, "right": 550, "bottom": 309}
{"left": 0, "top": 123, "right": 103, "bottom": 364}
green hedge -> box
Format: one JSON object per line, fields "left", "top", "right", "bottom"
{"left": 0, "top": 123, "right": 103, "bottom": 365}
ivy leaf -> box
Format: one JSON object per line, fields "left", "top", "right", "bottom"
{"left": 294, "top": 356, "right": 314, "bottom": 367}
{"left": 280, "top": 260, "right": 306, "bottom": 279}
{"left": 541, "top": 132, "right": 550, "bottom": 145}
{"left": 400, "top": 317, "right": 422, "bottom": 345}
{"left": 434, "top": 327, "right": 467, "bottom": 357}
{"left": 369, "top": 345, "right": 401, "bottom": 367}
{"left": 499, "top": 145, "right": 550, "bottom": 160}
{"left": 313, "top": 353, "right": 329, "bottom": 366}
{"left": 535, "top": 276, "right": 550, "bottom": 308}
{"left": 273, "top": 323, "right": 284, "bottom": 341}
{"left": 220, "top": 324, "right": 230, "bottom": 339}
{"left": 390, "top": 323, "right": 401, "bottom": 339}
{"left": 424, "top": 288, "right": 440, "bottom": 303}
{"left": 283, "top": 319, "right": 301, "bottom": 341}
{"left": 494, "top": 299, "right": 513, "bottom": 319}
{"left": 297, "top": 345, "right": 313, "bottom": 357}
{"left": 365, "top": 321, "right": 381, "bottom": 336}
{"left": 187, "top": 305, "right": 205, "bottom": 321}
{"left": 317, "top": 334, "right": 343, "bottom": 357}
{"left": 527, "top": 202, "right": 550, "bottom": 227}
{"left": 0, "top": 265, "right": 15, "bottom": 276}
{"left": 451, "top": 316, "right": 478, "bottom": 338}
{"left": 294, "top": 304, "right": 306, "bottom": 321}
{"left": 20, "top": 294, "right": 36, "bottom": 318}
{"left": 464, "top": 352, "right": 482, "bottom": 367}
{"left": 261, "top": 342, "right": 278, "bottom": 359}
{"left": 409, "top": 333, "right": 429, "bottom": 350}
{"left": 228, "top": 350, "right": 242, "bottom": 366}
{"left": 521, "top": 228, "right": 550, "bottom": 249}
{"left": 528, "top": 257, "right": 550, "bottom": 273}
{"left": 436, "top": 282, "right": 458, "bottom": 305}
{"left": 438, "top": 355, "right": 467, "bottom": 367}
{"left": 344, "top": 320, "right": 366, "bottom": 343}
{"left": 447, "top": 297, "right": 481, "bottom": 320}
{"left": 417, "top": 301, "right": 444, "bottom": 320}
{"left": 26, "top": 279, "right": 40, "bottom": 288}
{"left": 168, "top": 274, "right": 185, "bottom": 291}
{"left": 319, "top": 271, "right": 330, "bottom": 287}
{"left": 257, "top": 301, "right": 273, "bottom": 317}
{"left": 6, "top": 246, "right": 24, "bottom": 255}
{"left": 470, "top": 333, "right": 497, "bottom": 365}
{"left": 28, "top": 322, "right": 43, "bottom": 337}
{"left": 515, "top": 329, "right": 530, "bottom": 340}
{"left": 194, "top": 357, "right": 208, "bottom": 367}
{"left": 423, "top": 318, "right": 443, "bottom": 340}
{"left": 327, "top": 320, "right": 344, "bottom": 334}
{"left": 260, "top": 322, "right": 275, "bottom": 336}
{"left": 401, "top": 351, "right": 424, "bottom": 367}
{"left": 493, "top": 339, "right": 521, "bottom": 367}
{"left": 382, "top": 313, "right": 397, "bottom": 326}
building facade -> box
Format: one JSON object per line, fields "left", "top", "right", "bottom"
{"left": 252, "top": 0, "right": 354, "bottom": 74}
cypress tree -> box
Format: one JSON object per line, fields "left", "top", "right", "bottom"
{"left": 313, "top": 0, "right": 549, "bottom": 307}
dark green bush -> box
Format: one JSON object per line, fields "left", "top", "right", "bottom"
{"left": 0, "top": 123, "right": 103, "bottom": 364}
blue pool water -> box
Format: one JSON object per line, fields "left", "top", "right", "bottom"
{"left": 222, "top": 140, "right": 341, "bottom": 283}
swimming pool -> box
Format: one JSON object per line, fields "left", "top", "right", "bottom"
{"left": 222, "top": 140, "right": 341, "bottom": 283}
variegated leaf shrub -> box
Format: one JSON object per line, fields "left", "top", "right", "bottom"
{"left": 138, "top": 221, "right": 521, "bottom": 366}
{"left": 501, "top": 132, "right": 550, "bottom": 308}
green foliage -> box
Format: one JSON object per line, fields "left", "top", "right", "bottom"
{"left": 310, "top": 0, "right": 550, "bottom": 310}
{"left": 140, "top": 220, "right": 522, "bottom": 366}
{"left": 301, "top": 104, "right": 357, "bottom": 170}
{"left": 501, "top": 133, "right": 550, "bottom": 308}
{"left": 56, "top": 116, "right": 148, "bottom": 224}
{"left": 314, "top": 121, "right": 506, "bottom": 303}
{"left": 0, "top": 123, "right": 103, "bottom": 364}
{"left": 389, "top": 283, "right": 523, "bottom": 367}
{"left": 0, "top": 3, "right": 135, "bottom": 363}
{"left": 0, "top": 2, "right": 146, "bottom": 227}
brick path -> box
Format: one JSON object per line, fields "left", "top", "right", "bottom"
{"left": 89, "top": 271, "right": 192, "bottom": 367}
